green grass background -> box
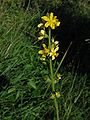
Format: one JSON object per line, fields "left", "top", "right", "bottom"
{"left": 0, "top": 0, "right": 90, "bottom": 120}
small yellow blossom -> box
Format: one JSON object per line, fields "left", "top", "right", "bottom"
{"left": 49, "top": 46, "right": 59, "bottom": 60}
{"left": 51, "top": 38, "right": 59, "bottom": 53}
{"left": 50, "top": 92, "right": 60, "bottom": 99}
{"left": 57, "top": 73, "right": 61, "bottom": 80}
{"left": 52, "top": 38, "right": 59, "bottom": 46}
{"left": 50, "top": 93, "right": 55, "bottom": 99}
{"left": 55, "top": 92, "right": 60, "bottom": 98}
{"left": 38, "top": 23, "right": 43, "bottom": 28}
{"left": 41, "top": 12, "right": 60, "bottom": 29}
{"left": 55, "top": 73, "right": 61, "bottom": 83}
{"left": 38, "top": 44, "right": 50, "bottom": 59}
{"left": 38, "top": 29, "right": 45, "bottom": 40}
{"left": 52, "top": 38, "right": 59, "bottom": 45}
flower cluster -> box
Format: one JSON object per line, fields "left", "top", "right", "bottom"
{"left": 38, "top": 38, "right": 59, "bottom": 60}
{"left": 38, "top": 12, "right": 60, "bottom": 61}
{"left": 38, "top": 12, "right": 60, "bottom": 29}
{"left": 49, "top": 38, "right": 59, "bottom": 60}
{"left": 38, "top": 44, "right": 50, "bottom": 60}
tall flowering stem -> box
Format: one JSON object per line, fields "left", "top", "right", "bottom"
{"left": 38, "top": 12, "right": 61, "bottom": 120}
{"left": 49, "top": 28, "right": 59, "bottom": 120}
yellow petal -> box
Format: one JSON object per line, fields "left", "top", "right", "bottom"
{"left": 38, "top": 50, "right": 43, "bottom": 54}
{"left": 42, "top": 44, "right": 46, "bottom": 48}
{"left": 52, "top": 56, "right": 55, "bottom": 60}
{"left": 38, "top": 36, "right": 44, "bottom": 40}
{"left": 41, "top": 16, "right": 49, "bottom": 21}
{"left": 54, "top": 41, "right": 59, "bottom": 45}
{"left": 45, "top": 22, "right": 50, "bottom": 28}
{"left": 54, "top": 16, "right": 57, "bottom": 19}
{"left": 55, "top": 46, "right": 59, "bottom": 51}
{"left": 42, "top": 54, "right": 46, "bottom": 58}
{"left": 40, "top": 30, "right": 45, "bottom": 35}
{"left": 50, "top": 12, "right": 54, "bottom": 20}
{"left": 56, "top": 53, "right": 59, "bottom": 57}
{"left": 56, "top": 92, "right": 60, "bottom": 98}
{"left": 51, "top": 24, "right": 55, "bottom": 29}
{"left": 56, "top": 21, "right": 60, "bottom": 26}
{"left": 50, "top": 93, "right": 55, "bottom": 99}
{"left": 51, "top": 47, "right": 54, "bottom": 52}
{"left": 40, "top": 57, "right": 45, "bottom": 61}
{"left": 38, "top": 23, "right": 43, "bottom": 28}
{"left": 52, "top": 38, "right": 54, "bottom": 42}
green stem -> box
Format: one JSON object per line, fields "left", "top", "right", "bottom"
{"left": 49, "top": 28, "right": 54, "bottom": 91}
{"left": 48, "top": 28, "right": 59, "bottom": 120}
{"left": 48, "top": 28, "right": 51, "bottom": 48}
{"left": 54, "top": 98, "right": 59, "bottom": 120}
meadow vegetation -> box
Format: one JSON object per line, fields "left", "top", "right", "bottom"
{"left": 0, "top": 0, "right": 90, "bottom": 120}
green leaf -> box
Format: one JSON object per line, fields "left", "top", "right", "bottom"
{"left": 15, "top": 90, "right": 20, "bottom": 100}
{"left": 27, "top": 80, "right": 37, "bottom": 89}
{"left": 8, "top": 87, "right": 16, "bottom": 93}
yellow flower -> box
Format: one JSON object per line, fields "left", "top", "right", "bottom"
{"left": 49, "top": 46, "right": 59, "bottom": 60}
{"left": 55, "top": 73, "right": 62, "bottom": 83}
{"left": 38, "top": 44, "right": 50, "bottom": 59}
{"left": 52, "top": 38, "right": 59, "bottom": 46}
{"left": 38, "top": 29, "right": 45, "bottom": 40}
{"left": 50, "top": 93, "right": 55, "bottom": 99}
{"left": 55, "top": 92, "right": 60, "bottom": 98}
{"left": 41, "top": 12, "right": 60, "bottom": 29}
{"left": 38, "top": 23, "right": 43, "bottom": 28}
{"left": 57, "top": 73, "right": 62, "bottom": 80}
{"left": 50, "top": 92, "right": 60, "bottom": 99}
{"left": 51, "top": 38, "right": 59, "bottom": 52}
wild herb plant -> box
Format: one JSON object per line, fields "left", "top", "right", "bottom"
{"left": 37, "top": 12, "right": 72, "bottom": 120}
{"left": 0, "top": 1, "right": 90, "bottom": 120}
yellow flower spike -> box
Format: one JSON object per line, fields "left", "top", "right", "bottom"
{"left": 41, "top": 12, "right": 60, "bottom": 29}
